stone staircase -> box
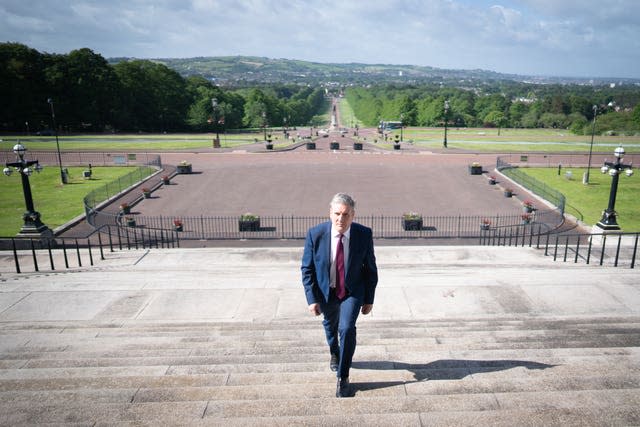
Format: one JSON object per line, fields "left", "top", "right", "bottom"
{"left": 1, "top": 245, "right": 639, "bottom": 425}
{"left": 1, "top": 316, "right": 639, "bottom": 425}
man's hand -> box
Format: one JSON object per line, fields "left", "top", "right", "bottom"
{"left": 361, "top": 304, "right": 373, "bottom": 315}
{"left": 308, "top": 303, "right": 321, "bottom": 316}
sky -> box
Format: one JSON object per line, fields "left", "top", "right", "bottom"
{"left": 1, "top": 0, "right": 639, "bottom": 79}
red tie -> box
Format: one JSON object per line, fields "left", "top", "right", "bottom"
{"left": 335, "top": 234, "right": 346, "bottom": 299}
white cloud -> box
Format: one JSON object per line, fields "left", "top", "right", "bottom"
{"left": 0, "top": 0, "right": 638, "bottom": 77}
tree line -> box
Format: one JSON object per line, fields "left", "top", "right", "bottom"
{"left": 345, "top": 83, "right": 640, "bottom": 135}
{"left": 0, "top": 43, "right": 326, "bottom": 133}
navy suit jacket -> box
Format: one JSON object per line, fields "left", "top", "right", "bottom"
{"left": 301, "top": 221, "right": 378, "bottom": 306}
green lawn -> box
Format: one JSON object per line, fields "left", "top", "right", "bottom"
{"left": 0, "top": 166, "right": 152, "bottom": 235}
{"left": 397, "top": 127, "right": 640, "bottom": 153}
{"left": 520, "top": 167, "right": 639, "bottom": 231}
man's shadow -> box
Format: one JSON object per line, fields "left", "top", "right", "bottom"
{"left": 350, "top": 359, "right": 556, "bottom": 393}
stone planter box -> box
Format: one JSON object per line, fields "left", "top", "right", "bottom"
{"left": 330, "top": 142, "right": 340, "bottom": 150}
{"left": 239, "top": 219, "right": 260, "bottom": 232}
{"left": 353, "top": 143, "right": 363, "bottom": 150}
{"left": 306, "top": 142, "right": 316, "bottom": 150}
{"left": 403, "top": 218, "right": 423, "bottom": 231}
{"left": 469, "top": 165, "right": 483, "bottom": 175}
{"left": 177, "top": 164, "right": 192, "bottom": 174}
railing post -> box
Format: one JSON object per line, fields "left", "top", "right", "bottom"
{"left": 574, "top": 238, "right": 580, "bottom": 264}
{"left": 62, "top": 240, "right": 69, "bottom": 269}
{"left": 12, "top": 238, "right": 21, "bottom": 274}
{"left": 98, "top": 232, "right": 105, "bottom": 260}
{"left": 599, "top": 235, "right": 607, "bottom": 266}
{"left": 614, "top": 234, "right": 622, "bottom": 267}
{"left": 87, "top": 238, "right": 94, "bottom": 266}
{"left": 48, "top": 239, "right": 55, "bottom": 271}
{"left": 631, "top": 234, "right": 637, "bottom": 269}
{"left": 75, "top": 239, "right": 82, "bottom": 267}
{"left": 30, "top": 239, "right": 39, "bottom": 272}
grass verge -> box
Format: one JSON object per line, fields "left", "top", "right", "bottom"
{"left": 520, "top": 167, "right": 639, "bottom": 231}
{"left": 0, "top": 166, "right": 150, "bottom": 235}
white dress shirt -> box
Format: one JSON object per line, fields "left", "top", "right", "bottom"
{"left": 330, "top": 227, "right": 350, "bottom": 288}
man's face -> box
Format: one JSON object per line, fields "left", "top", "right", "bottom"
{"left": 329, "top": 203, "right": 354, "bottom": 234}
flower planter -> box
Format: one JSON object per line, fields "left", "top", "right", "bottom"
{"left": 393, "top": 144, "right": 400, "bottom": 150}
{"left": 469, "top": 165, "right": 483, "bottom": 175}
{"left": 353, "top": 142, "right": 363, "bottom": 150}
{"left": 488, "top": 178, "right": 496, "bottom": 185}
{"left": 162, "top": 177, "right": 170, "bottom": 185}
{"left": 504, "top": 190, "right": 513, "bottom": 198}
{"left": 120, "top": 205, "right": 131, "bottom": 215}
{"left": 266, "top": 144, "right": 273, "bottom": 150}
{"left": 177, "top": 164, "right": 192, "bottom": 174}
{"left": 523, "top": 206, "right": 534, "bottom": 213}
{"left": 174, "top": 225, "right": 183, "bottom": 232}
{"left": 239, "top": 219, "right": 260, "bottom": 232}
{"left": 330, "top": 142, "right": 340, "bottom": 150}
{"left": 306, "top": 142, "right": 316, "bottom": 150}
{"left": 403, "top": 218, "right": 423, "bottom": 231}
{"left": 143, "top": 191, "right": 151, "bottom": 199}
{"left": 126, "top": 218, "right": 136, "bottom": 227}
{"left": 480, "top": 223, "right": 491, "bottom": 231}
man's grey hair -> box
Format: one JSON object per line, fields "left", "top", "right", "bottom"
{"left": 330, "top": 193, "right": 356, "bottom": 210}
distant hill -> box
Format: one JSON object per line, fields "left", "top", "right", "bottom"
{"left": 108, "top": 55, "right": 637, "bottom": 86}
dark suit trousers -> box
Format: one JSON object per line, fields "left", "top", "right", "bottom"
{"left": 319, "top": 291, "right": 361, "bottom": 379}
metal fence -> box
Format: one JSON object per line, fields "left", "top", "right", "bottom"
{"left": 497, "top": 156, "right": 566, "bottom": 215}
{"left": 124, "top": 211, "right": 561, "bottom": 241}
{"left": 84, "top": 163, "right": 160, "bottom": 226}
{"left": 481, "top": 229, "right": 638, "bottom": 269}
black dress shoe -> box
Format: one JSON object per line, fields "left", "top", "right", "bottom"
{"left": 336, "top": 377, "right": 350, "bottom": 398}
{"left": 330, "top": 353, "right": 339, "bottom": 372}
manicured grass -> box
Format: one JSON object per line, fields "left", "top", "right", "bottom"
{"left": 337, "top": 98, "right": 364, "bottom": 128}
{"left": 1, "top": 133, "right": 265, "bottom": 151}
{"left": 398, "top": 127, "right": 640, "bottom": 153}
{"left": 0, "top": 166, "right": 152, "bottom": 235}
{"left": 520, "top": 167, "right": 639, "bottom": 231}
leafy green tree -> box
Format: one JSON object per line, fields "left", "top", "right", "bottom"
{"left": 0, "top": 43, "right": 47, "bottom": 132}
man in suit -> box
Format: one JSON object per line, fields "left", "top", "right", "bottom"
{"left": 301, "top": 193, "right": 378, "bottom": 398}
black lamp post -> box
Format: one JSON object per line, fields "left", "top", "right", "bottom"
{"left": 262, "top": 111, "right": 267, "bottom": 141}
{"left": 596, "top": 145, "right": 634, "bottom": 231}
{"left": 47, "top": 98, "right": 67, "bottom": 184}
{"left": 443, "top": 100, "right": 449, "bottom": 148}
{"left": 3, "top": 143, "right": 52, "bottom": 237}
{"left": 211, "top": 98, "right": 220, "bottom": 147}
{"left": 584, "top": 105, "right": 598, "bottom": 185}
{"left": 400, "top": 113, "right": 404, "bottom": 142}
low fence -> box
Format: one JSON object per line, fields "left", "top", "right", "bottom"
{"left": 1, "top": 150, "right": 163, "bottom": 168}
{"left": 497, "top": 156, "right": 566, "bottom": 215}
{"left": 124, "top": 211, "right": 561, "bottom": 241}
{"left": 84, "top": 163, "right": 160, "bottom": 226}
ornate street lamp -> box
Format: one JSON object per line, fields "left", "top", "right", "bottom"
{"left": 443, "top": 100, "right": 450, "bottom": 148}
{"left": 400, "top": 113, "right": 404, "bottom": 142}
{"left": 584, "top": 105, "right": 598, "bottom": 185}
{"left": 596, "top": 145, "right": 634, "bottom": 231}
{"left": 3, "top": 143, "right": 53, "bottom": 237}
{"left": 47, "top": 98, "right": 67, "bottom": 184}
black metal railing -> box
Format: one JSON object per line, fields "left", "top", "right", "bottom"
{"left": 481, "top": 229, "right": 638, "bottom": 269}
{"left": 497, "top": 156, "right": 566, "bottom": 215}
{"left": 121, "top": 211, "right": 560, "bottom": 241}
{"left": 0, "top": 225, "right": 179, "bottom": 274}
